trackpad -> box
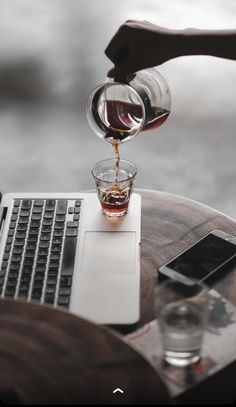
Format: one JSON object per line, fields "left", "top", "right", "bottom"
{"left": 82, "top": 231, "right": 136, "bottom": 275}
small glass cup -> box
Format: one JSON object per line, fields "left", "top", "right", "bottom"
{"left": 92, "top": 158, "right": 137, "bottom": 218}
{"left": 154, "top": 280, "right": 209, "bottom": 367}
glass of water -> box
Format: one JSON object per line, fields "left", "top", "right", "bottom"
{"left": 154, "top": 280, "right": 209, "bottom": 367}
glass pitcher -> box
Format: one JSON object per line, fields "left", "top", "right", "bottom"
{"left": 86, "top": 67, "right": 171, "bottom": 144}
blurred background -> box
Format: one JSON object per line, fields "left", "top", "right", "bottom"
{"left": 0, "top": 0, "right": 236, "bottom": 218}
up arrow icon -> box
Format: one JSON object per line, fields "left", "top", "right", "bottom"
{"left": 113, "top": 388, "right": 124, "bottom": 394}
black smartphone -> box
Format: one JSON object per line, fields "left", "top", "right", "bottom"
{"left": 158, "top": 230, "right": 236, "bottom": 285}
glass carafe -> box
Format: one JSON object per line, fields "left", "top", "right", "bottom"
{"left": 86, "top": 67, "right": 171, "bottom": 144}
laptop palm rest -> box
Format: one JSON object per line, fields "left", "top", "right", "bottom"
{"left": 71, "top": 231, "right": 140, "bottom": 324}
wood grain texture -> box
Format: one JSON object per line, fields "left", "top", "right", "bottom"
{"left": 0, "top": 299, "right": 171, "bottom": 405}
{"left": 138, "top": 189, "right": 236, "bottom": 326}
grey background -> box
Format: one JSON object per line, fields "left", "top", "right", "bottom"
{"left": 0, "top": 0, "right": 235, "bottom": 218}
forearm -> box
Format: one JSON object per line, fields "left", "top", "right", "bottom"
{"left": 170, "top": 28, "right": 236, "bottom": 61}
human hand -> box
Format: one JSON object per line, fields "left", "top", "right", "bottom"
{"left": 105, "top": 20, "right": 176, "bottom": 80}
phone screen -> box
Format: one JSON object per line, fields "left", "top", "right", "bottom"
{"left": 166, "top": 234, "right": 236, "bottom": 280}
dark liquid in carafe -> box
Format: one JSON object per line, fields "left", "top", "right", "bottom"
{"left": 105, "top": 100, "right": 170, "bottom": 132}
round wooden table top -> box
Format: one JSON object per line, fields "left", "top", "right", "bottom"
{"left": 138, "top": 189, "right": 236, "bottom": 326}
{"left": 0, "top": 189, "right": 235, "bottom": 404}
{"left": 0, "top": 298, "right": 171, "bottom": 405}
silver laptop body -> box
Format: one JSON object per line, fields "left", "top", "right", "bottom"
{"left": 0, "top": 192, "right": 141, "bottom": 324}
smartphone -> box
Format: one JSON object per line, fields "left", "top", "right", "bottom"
{"left": 158, "top": 230, "right": 236, "bottom": 285}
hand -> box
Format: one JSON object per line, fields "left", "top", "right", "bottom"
{"left": 105, "top": 20, "right": 176, "bottom": 80}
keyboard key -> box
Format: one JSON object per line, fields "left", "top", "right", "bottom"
{"left": 66, "top": 221, "right": 79, "bottom": 228}
{"left": 18, "top": 290, "right": 28, "bottom": 299}
{"left": 59, "top": 287, "right": 71, "bottom": 296}
{"left": 18, "top": 217, "right": 29, "bottom": 224}
{"left": 39, "top": 241, "right": 49, "bottom": 249}
{"left": 11, "top": 214, "right": 18, "bottom": 222}
{"left": 4, "top": 245, "right": 12, "bottom": 253}
{"left": 15, "top": 232, "right": 26, "bottom": 239}
{"left": 20, "top": 275, "right": 31, "bottom": 283}
{"left": 65, "top": 228, "right": 78, "bottom": 237}
{"left": 48, "top": 268, "right": 59, "bottom": 276}
{"left": 54, "top": 222, "right": 65, "bottom": 230}
{"left": 21, "top": 200, "right": 32, "bottom": 209}
{"left": 68, "top": 207, "right": 74, "bottom": 214}
{"left": 29, "top": 228, "right": 39, "bottom": 236}
{"left": 38, "top": 248, "right": 48, "bottom": 256}
{"left": 11, "top": 255, "right": 22, "bottom": 263}
{"left": 34, "top": 200, "right": 44, "bottom": 207}
{"left": 45, "top": 286, "right": 56, "bottom": 295}
{"left": 34, "top": 272, "right": 45, "bottom": 281}
{"left": 7, "top": 230, "right": 15, "bottom": 237}
{"left": 35, "top": 265, "right": 46, "bottom": 273}
{"left": 8, "top": 271, "right": 18, "bottom": 278}
{"left": 43, "top": 212, "right": 54, "bottom": 220}
{"left": 6, "top": 237, "right": 13, "bottom": 245}
{"left": 13, "top": 247, "right": 23, "bottom": 255}
{"left": 60, "top": 276, "right": 72, "bottom": 287}
{"left": 60, "top": 235, "right": 76, "bottom": 279}
{"left": 40, "top": 234, "right": 51, "bottom": 241}
{"left": 31, "top": 213, "right": 42, "bottom": 221}
{"left": 51, "top": 244, "right": 61, "bottom": 253}
{"left": 27, "top": 236, "right": 38, "bottom": 243}
{"left": 22, "top": 265, "right": 33, "bottom": 274}
{"left": 50, "top": 253, "right": 60, "bottom": 261}
{"left": 73, "top": 214, "right": 80, "bottom": 221}
{"left": 44, "top": 294, "right": 55, "bottom": 304}
{"left": 26, "top": 242, "right": 37, "bottom": 250}
{"left": 3, "top": 253, "right": 10, "bottom": 261}
{"left": 23, "top": 258, "right": 34, "bottom": 266}
{"left": 9, "top": 222, "right": 16, "bottom": 229}
{"left": 55, "top": 215, "right": 66, "bottom": 222}
{"left": 5, "top": 288, "right": 15, "bottom": 297}
{"left": 1, "top": 261, "right": 8, "bottom": 269}
{"left": 6, "top": 279, "right": 17, "bottom": 288}
{"left": 14, "top": 200, "right": 20, "bottom": 207}
{"left": 52, "top": 236, "right": 63, "bottom": 245}
{"left": 74, "top": 207, "right": 81, "bottom": 214}
{"left": 47, "top": 276, "right": 58, "bottom": 285}
{"left": 17, "top": 224, "right": 28, "bottom": 232}
{"left": 19, "top": 283, "right": 30, "bottom": 291}
{"left": 45, "top": 200, "right": 56, "bottom": 212}
{"left": 42, "top": 219, "right": 53, "bottom": 227}
{"left": 32, "top": 207, "right": 43, "bottom": 214}
{"left": 20, "top": 209, "right": 30, "bottom": 217}
{"left": 33, "top": 281, "right": 43, "bottom": 290}
{"left": 75, "top": 200, "right": 82, "bottom": 207}
{"left": 30, "top": 220, "right": 41, "bottom": 228}
{"left": 41, "top": 226, "right": 52, "bottom": 234}
{"left": 31, "top": 290, "right": 42, "bottom": 300}
{"left": 57, "top": 296, "right": 70, "bottom": 307}
{"left": 12, "top": 207, "right": 19, "bottom": 214}
{"left": 53, "top": 230, "right": 63, "bottom": 237}
{"left": 0, "top": 270, "right": 6, "bottom": 278}
{"left": 56, "top": 200, "right": 67, "bottom": 215}
{"left": 37, "top": 257, "right": 47, "bottom": 265}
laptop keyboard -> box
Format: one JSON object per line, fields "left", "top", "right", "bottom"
{"left": 0, "top": 199, "right": 82, "bottom": 308}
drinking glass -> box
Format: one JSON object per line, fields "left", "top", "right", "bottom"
{"left": 154, "top": 280, "right": 209, "bottom": 367}
{"left": 92, "top": 158, "right": 137, "bottom": 218}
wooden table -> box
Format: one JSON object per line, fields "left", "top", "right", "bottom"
{"left": 138, "top": 189, "right": 236, "bottom": 327}
{"left": 0, "top": 189, "right": 235, "bottom": 404}
{"left": 0, "top": 299, "right": 171, "bottom": 405}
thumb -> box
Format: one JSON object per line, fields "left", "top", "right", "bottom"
{"left": 107, "top": 63, "right": 134, "bottom": 82}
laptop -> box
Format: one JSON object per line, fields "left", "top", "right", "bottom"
{"left": 0, "top": 192, "right": 141, "bottom": 324}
